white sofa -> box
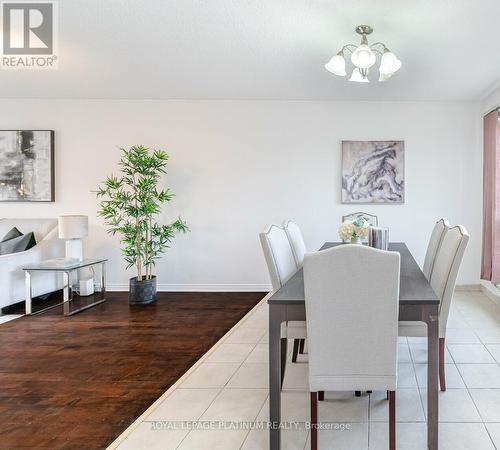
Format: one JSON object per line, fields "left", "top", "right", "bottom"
{"left": 0, "top": 218, "right": 65, "bottom": 311}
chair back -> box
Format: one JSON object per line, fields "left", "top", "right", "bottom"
{"left": 342, "top": 212, "right": 378, "bottom": 227}
{"left": 422, "top": 218, "right": 450, "bottom": 280}
{"left": 283, "top": 220, "right": 307, "bottom": 267}
{"left": 304, "top": 245, "right": 400, "bottom": 391}
{"left": 430, "top": 225, "right": 469, "bottom": 337}
{"left": 260, "top": 224, "right": 298, "bottom": 292}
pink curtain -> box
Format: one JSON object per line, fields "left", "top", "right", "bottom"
{"left": 481, "top": 110, "right": 500, "bottom": 283}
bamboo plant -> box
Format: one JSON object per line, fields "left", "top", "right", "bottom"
{"left": 97, "top": 145, "right": 188, "bottom": 281}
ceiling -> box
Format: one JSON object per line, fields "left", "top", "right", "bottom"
{"left": 1, "top": 0, "right": 499, "bottom": 101}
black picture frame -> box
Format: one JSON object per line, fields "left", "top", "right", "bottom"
{"left": 0, "top": 130, "right": 55, "bottom": 202}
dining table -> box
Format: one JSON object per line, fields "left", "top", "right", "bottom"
{"left": 268, "top": 242, "right": 440, "bottom": 450}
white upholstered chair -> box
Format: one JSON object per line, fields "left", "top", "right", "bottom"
{"left": 282, "top": 219, "right": 308, "bottom": 355}
{"left": 422, "top": 218, "right": 450, "bottom": 280}
{"left": 259, "top": 225, "right": 307, "bottom": 377}
{"left": 399, "top": 225, "right": 469, "bottom": 391}
{"left": 342, "top": 211, "right": 378, "bottom": 227}
{"left": 304, "top": 244, "right": 400, "bottom": 450}
{"left": 282, "top": 219, "right": 307, "bottom": 267}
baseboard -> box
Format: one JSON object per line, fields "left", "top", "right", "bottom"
{"left": 105, "top": 283, "right": 272, "bottom": 292}
{"left": 106, "top": 282, "right": 480, "bottom": 294}
{"left": 455, "top": 284, "right": 482, "bottom": 291}
{"left": 479, "top": 280, "right": 500, "bottom": 307}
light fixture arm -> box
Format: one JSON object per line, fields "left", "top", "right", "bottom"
{"left": 339, "top": 44, "right": 358, "bottom": 55}
{"left": 369, "top": 42, "right": 388, "bottom": 56}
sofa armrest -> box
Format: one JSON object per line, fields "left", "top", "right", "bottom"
{"left": 0, "top": 227, "right": 66, "bottom": 308}
{"left": 0, "top": 227, "right": 64, "bottom": 265}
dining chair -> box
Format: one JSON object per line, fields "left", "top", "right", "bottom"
{"left": 282, "top": 219, "right": 307, "bottom": 267}
{"left": 342, "top": 211, "right": 379, "bottom": 227}
{"left": 282, "top": 219, "right": 308, "bottom": 354}
{"left": 304, "top": 245, "right": 400, "bottom": 450}
{"left": 259, "top": 225, "right": 307, "bottom": 380}
{"left": 422, "top": 218, "right": 450, "bottom": 280}
{"left": 399, "top": 225, "right": 469, "bottom": 391}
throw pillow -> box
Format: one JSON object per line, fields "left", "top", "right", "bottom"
{"left": 0, "top": 232, "right": 36, "bottom": 255}
{"left": 0, "top": 227, "right": 22, "bottom": 242}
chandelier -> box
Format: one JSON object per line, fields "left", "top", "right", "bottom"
{"left": 325, "top": 25, "right": 402, "bottom": 82}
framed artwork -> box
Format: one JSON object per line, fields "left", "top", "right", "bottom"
{"left": 0, "top": 130, "right": 55, "bottom": 202}
{"left": 341, "top": 140, "right": 404, "bottom": 204}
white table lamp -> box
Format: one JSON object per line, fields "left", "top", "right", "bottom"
{"left": 58, "top": 215, "right": 88, "bottom": 261}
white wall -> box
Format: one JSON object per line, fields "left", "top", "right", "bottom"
{"left": 0, "top": 99, "right": 481, "bottom": 290}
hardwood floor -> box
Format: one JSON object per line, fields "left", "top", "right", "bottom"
{"left": 0, "top": 291, "right": 263, "bottom": 450}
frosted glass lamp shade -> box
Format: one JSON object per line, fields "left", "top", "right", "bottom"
{"left": 325, "top": 54, "right": 346, "bottom": 76}
{"left": 58, "top": 215, "right": 88, "bottom": 239}
{"left": 351, "top": 44, "right": 376, "bottom": 69}
{"left": 380, "top": 51, "right": 402, "bottom": 75}
{"left": 349, "top": 68, "right": 369, "bottom": 83}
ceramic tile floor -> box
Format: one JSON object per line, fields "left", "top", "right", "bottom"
{"left": 113, "top": 290, "right": 500, "bottom": 450}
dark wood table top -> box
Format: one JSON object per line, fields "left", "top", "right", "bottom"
{"left": 268, "top": 242, "right": 439, "bottom": 305}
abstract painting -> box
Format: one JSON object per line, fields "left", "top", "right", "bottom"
{"left": 0, "top": 130, "right": 54, "bottom": 202}
{"left": 341, "top": 140, "right": 404, "bottom": 204}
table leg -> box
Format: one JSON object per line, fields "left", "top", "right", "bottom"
{"left": 25, "top": 271, "right": 32, "bottom": 315}
{"left": 63, "top": 271, "right": 72, "bottom": 316}
{"left": 101, "top": 262, "right": 106, "bottom": 298}
{"left": 425, "top": 304, "right": 439, "bottom": 450}
{"left": 269, "top": 304, "right": 286, "bottom": 450}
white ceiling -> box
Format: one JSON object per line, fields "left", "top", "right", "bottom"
{"left": 1, "top": 0, "right": 499, "bottom": 101}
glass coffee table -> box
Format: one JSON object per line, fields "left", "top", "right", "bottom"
{"left": 23, "top": 258, "right": 107, "bottom": 316}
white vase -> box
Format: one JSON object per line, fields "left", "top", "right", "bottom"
{"left": 350, "top": 236, "right": 362, "bottom": 245}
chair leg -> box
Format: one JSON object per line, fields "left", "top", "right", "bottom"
{"left": 355, "top": 391, "right": 361, "bottom": 397}
{"left": 439, "top": 337, "right": 446, "bottom": 391}
{"left": 299, "top": 338, "right": 305, "bottom": 354}
{"left": 280, "top": 338, "right": 287, "bottom": 389}
{"left": 389, "top": 390, "right": 396, "bottom": 450}
{"left": 318, "top": 391, "right": 324, "bottom": 401}
{"left": 310, "top": 392, "right": 318, "bottom": 450}
{"left": 292, "top": 339, "right": 300, "bottom": 363}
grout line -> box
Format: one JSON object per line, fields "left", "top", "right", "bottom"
{"left": 483, "top": 422, "right": 498, "bottom": 450}
{"left": 407, "top": 340, "right": 428, "bottom": 422}
{"left": 173, "top": 387, "right": 224, "bottom": 450}
{"left": 238, "top": 428, "right": 252, "bottom": 450}
{"left": 483, "top": 344, "right": 500, "bottom": 367}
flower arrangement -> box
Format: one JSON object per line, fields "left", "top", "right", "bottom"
{"left": 339, "top": 216, "right": 370, "bottom": 243}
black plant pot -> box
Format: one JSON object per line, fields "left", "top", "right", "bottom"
{"left": 129, "top": 275, "right": 157, "bottom": 304}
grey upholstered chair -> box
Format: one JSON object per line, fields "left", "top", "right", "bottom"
{"left": 304, "top": 245, "right": 400, "bottom": 450}
{"left": 342, "top": 211, "right": 378, "bottom": 227}
{"left": 399, "top": 225, "right": 469, "bottom": 391}
{"left": 282, "top": 219, "right": 308, "bottom": 355}
{"left": 259, "top": 225, "right": 307, "bottom": 380}
{"left": 422, "top": 218, "right": 450, "bottom": 280}
{"left": 282, "top": 219, "right": 307, "bottom": 267}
